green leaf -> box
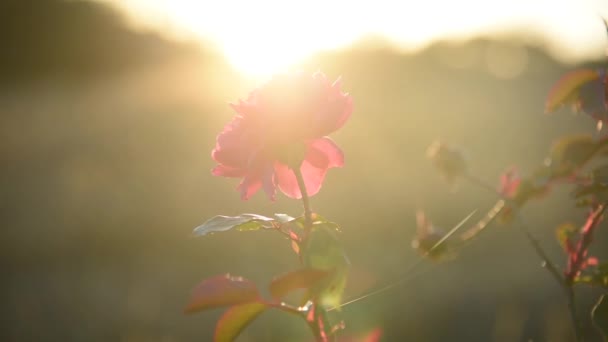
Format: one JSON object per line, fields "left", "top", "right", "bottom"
{"left": 574, "top": 262, "right": 608, "bottom": 288}
{"left": 193, "top": 214, "right": 275, "bottom": 236}
{"left": 214, "top": 302, "right": 267, "bottom": 342}
{"left": 184, "top": 274, "right": 260, "bottom": 314}
{"left": 592, "top": 295, "right": 608, "bottom": 341}
{"left": 274, "top": 213, "right": 296, "bottom": 223}
{"left": 301, "top": 224, "right": 350, "bottom": 310}
{"left": 572, "top": 164, "right": 608, "bottom": 204}
{"left": 545, "top": 69, "right": 600, "bottom": 113}
{"left": 592, "top": 164, "right": 608, "bottom": 183}
{"left": 268, "top": 268, "right": 331, "bottom": 300}
{"left": 556, "top": 223, "right": 577, "bottom": 250}
{"left": 426, "top": 140, "right": 468, "bottom": 185}
{"left": 291, "top": 214, "right": 341, "bottom": 231}
{"left": 572, "top": 183, "right": 608, "bottom": 199}
{"left": 545, "top": 134, "right": 599, "bottom": 179}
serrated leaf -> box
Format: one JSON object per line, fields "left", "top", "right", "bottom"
{"left": 193, "top": 214, "right": 275, "bottom": 236}
{"left": 592, "top": 295, "right": 608, "bottom": 341}
{"left": 269, "top": 268, "right": 331, "bottom": 300}
{"left": 214, "top": 302, "right": 267, "bottom": 342}
{"left": 184, "top": 274, "right": 260, "bottom": 314}
{"left": 301, "top": 224, "right": 350, "bottom": 310}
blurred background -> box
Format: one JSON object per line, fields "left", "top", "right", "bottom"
{"left": 2, "top": 0, "right": 608, "bottom": 341}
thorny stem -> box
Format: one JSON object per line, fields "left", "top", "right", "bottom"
{"left": 565, "top": 204, "right": 607, "bottom": 286}
{"left": 463, "top": 172, "right": 583, "bottom": 341}
{"left": 565, "top": 204, "right": 606, "bottom": 342}
{"left": 292, "top": 166, "right": 328, "bottom": 342}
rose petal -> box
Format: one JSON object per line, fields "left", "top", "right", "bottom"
{"left": 212, "top": 118, "right": 259, "bottom": 169}
{"left": 275, "top": 159, "right": 329, "bottom": 199}
{"left": 212, "top": 147, "right": 250, "bottom": 169}
{"left": 299, "top": 160, "right": 327, "bottom": 197}
{"left": 237, "top": 174, "right": 262, "bottom": 200}
{"left": 211, "top": 71, "right": 352, "bottom": 201}
{"left": 275, "top": 163, "right": 301, "bottom": 199}
{"left": 315, "top": 88, "right": 353, "bottom": 135}
{"left": 308, "top": 137, "right": 344, "bottom": 168}
{"left": 212, "top": 165, "right": 246, "bottom": 178}
{"left": 261, "top": 164, "right": 277, "bottom": 201}
{"left": 304, "top": 146, "right": 328, "bottom": 169}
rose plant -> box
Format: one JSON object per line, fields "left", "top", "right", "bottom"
{"left": 185, "top": 71, "right": 353, "bottom": 342}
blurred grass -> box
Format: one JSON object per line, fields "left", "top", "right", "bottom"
{"left": 2, "top": 1, "right": 608, "bottom": 341}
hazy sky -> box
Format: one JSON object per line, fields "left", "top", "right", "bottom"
{"left": 102, "top": 0, "right": 608, "bottom": 75}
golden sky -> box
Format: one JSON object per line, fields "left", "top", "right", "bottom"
{"left": 101, "top": 0, "right": 608, "bottom": 76}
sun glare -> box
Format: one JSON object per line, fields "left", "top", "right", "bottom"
{"left": 108, "top": 0, "right": 608, "bottom": 77}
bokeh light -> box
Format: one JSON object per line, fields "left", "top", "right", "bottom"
{"left": 104, "top": 0, "right": 608, "bottom": 76}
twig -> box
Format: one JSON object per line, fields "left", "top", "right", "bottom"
{"left": 463, "top": 172, "right": 583, "bottom": 341}
{"left": 565, "top": 204, "right": 607, "bottom": 285}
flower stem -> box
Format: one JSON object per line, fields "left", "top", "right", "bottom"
{"left": 292, "top": 166, "right": 327, "bottom": 341}
{"left": 463, "top": 172, "right": 582, "bottom": 341}
{"left": 293, "top": 166, "right": 313, "bottom": 238}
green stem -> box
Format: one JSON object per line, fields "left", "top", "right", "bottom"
{"left": 293, "top": 166, "right": 313, "bottom": 239}
{"left": 463, "top": 172, "right": 582, "bottom": 341}
{"left": 292, "top": 166, "right": 327, "bottom": 341}
{"left": 567, "top": 287, "right": 582, "bottom": 342}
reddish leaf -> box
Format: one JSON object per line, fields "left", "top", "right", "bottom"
{"left": 291, "top": 240, "right": 300, "bottom": 255}
{"left": 269, "top": 268, "right": 331, "bottom": 300}
{"left": 214, "top": 301, "right": 267, "bottom": 342}
{"left": 184, "top": 274, "right": 260, "bottom": 314}
{"left": 545, "top": 69, "right": 600, "bottom": 113}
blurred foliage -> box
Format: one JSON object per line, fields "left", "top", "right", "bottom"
{"left": 3, "top": 0, "right": 608, "bottom": 341}
{"left": 0, "top": 0, "right": 206, "bottom": 84}
{"left": 593, "top": 295, "right": 608, "bottom": 341}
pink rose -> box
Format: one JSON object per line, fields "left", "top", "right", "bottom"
{"left": 212, "top": 71, "right": 353, "bottom": 200}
